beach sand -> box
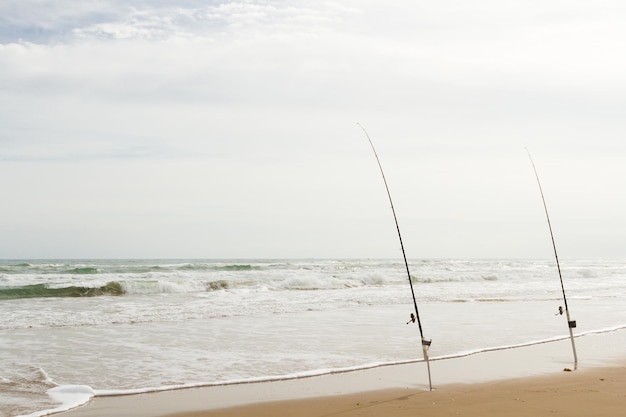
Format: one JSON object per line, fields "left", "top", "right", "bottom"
{"left": 61, "top": 330, "right": 626, "bottom": 417}
{"left": 171, "top": 366, "right": 626, "bottom": 417}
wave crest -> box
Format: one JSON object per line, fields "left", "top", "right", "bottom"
{"left": 0, "top": 282, "right": 124, "bottom": 300}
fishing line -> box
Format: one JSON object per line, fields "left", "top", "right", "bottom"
{"left": 527, "top": 150, "right": 579, "bottom": 368}
{"left": 358, "top": 123, "right": 433, "bottom": 390}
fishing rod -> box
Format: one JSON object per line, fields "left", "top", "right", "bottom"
{"left": 527, "top": 150, "right": 578, "bottom": 368}
{"left": 358, "top": 123, "right": 433, "bottom": 390}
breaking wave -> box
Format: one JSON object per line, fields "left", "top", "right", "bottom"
{"left": 0, "top": 282, "right": 125, "bottom": 300}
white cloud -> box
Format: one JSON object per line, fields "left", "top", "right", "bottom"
{"left": 1, "top": 1, "right": 626, "bottom": 258}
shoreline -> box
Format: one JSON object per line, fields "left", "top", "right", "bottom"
{"left": 59, "top": 329, "right": 626, "bottom": 417}
{"left": 167, "top": 364, "right": 626, "bottom": 417}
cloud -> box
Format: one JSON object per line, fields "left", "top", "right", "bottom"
{"left": 0, "top": 0, "right": 122, "bottom": 43}
{"left": 1, "top": 1, "right": 626, "bottom": 258}
{"left": 0, "top": 1, "right": 356, "bottom": 43}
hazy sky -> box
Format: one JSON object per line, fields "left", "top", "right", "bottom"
{"left": 1, "top": 1, "right": 625, "bottom": 259}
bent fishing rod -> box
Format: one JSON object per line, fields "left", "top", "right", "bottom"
{"left": 358, "top": 123, "right": 433, "bottom": 390}
{"left": 527, "top": 150, "right": 578, "bottom": 368}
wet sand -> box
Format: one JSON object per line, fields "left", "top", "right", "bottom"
{"left": 169, "top": 365, "right": 626, "bottom": 417}
{"left": 61, "top": 330, "right": 626, "bottom": 417}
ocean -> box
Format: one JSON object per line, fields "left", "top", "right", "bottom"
{"left": 1, "top": 258, "right": 625, "bottom": 417}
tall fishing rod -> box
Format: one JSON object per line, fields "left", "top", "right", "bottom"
{"left": 358, "top": 123, "right": 433, "bottom": 390}
{"left": 527, "top": 150, "right": 578, "bottom": 368}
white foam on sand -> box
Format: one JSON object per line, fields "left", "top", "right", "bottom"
{"left": 18, "top": 386, "right": 94, "bottom": 417}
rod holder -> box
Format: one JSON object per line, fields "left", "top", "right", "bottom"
{"left": 422, "top": 339, "right": 432, "bottom": 350}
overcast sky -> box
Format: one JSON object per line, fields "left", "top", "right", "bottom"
{"left": 1, "top": 1, "right": 625, "bottom": 259}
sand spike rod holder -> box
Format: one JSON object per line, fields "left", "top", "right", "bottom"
{"left": 527, "top": 150, "right": 579, "bottom": 368}
{"left": 359, "top": 123, "right": 433, "bottom": 390}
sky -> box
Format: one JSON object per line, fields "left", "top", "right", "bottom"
{"left": 1, "top": 1, "right": 625, "bottom": 259}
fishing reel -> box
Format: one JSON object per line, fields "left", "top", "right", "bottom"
{"left": 406, "top": 313, "right": 432, "bottom": 351}
{"left": 555, "top": 306, "right": 576, "bottom": 328}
